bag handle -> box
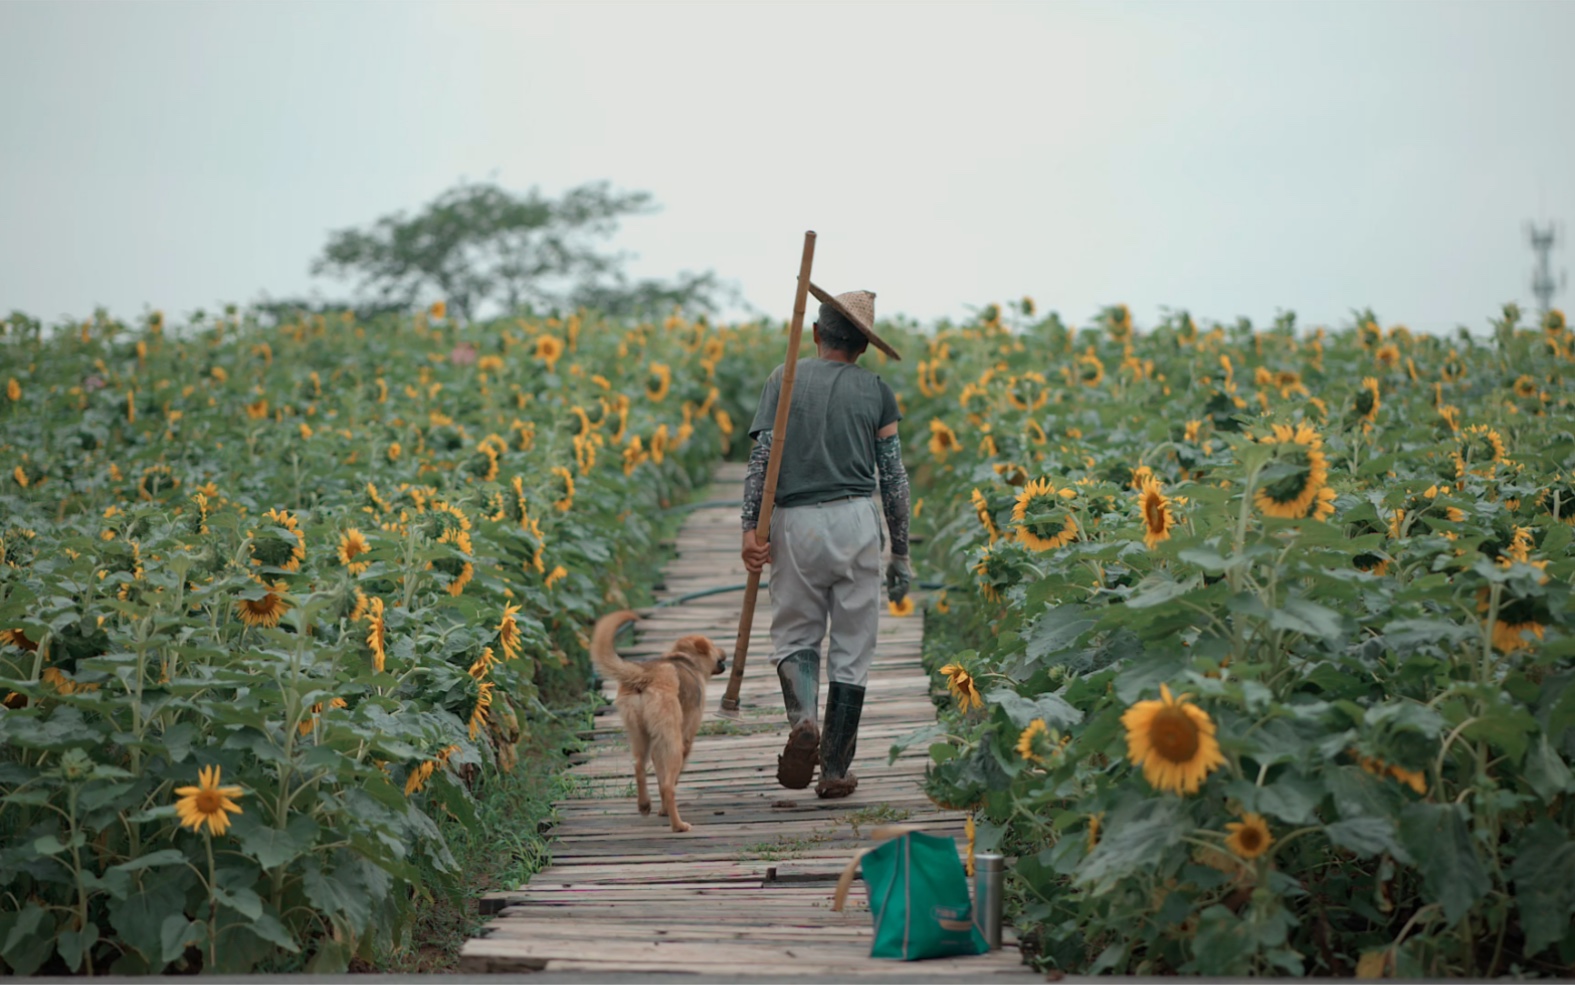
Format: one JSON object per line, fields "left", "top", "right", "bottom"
{"left": 829, "top": 823, "right": 925, "bottom": 912}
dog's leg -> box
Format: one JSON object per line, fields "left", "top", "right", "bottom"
{"left": 629, "top": 727, "right": 652, "bottom": 816}
{"left": 652, "top": 742, "right": 691, "bottom": 833}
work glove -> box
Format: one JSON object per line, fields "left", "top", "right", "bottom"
{"left": 886, "top": 554, "right": 911, "bottom": 605}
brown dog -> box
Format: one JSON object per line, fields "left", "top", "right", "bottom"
{"left": 590, "top": 611, "right": 726, "bottom": 833}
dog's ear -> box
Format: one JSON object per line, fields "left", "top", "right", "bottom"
{"left": 674, "top": 635, "right": 724, "bottom": 672}
{"left": 671, "top": 635, "right": 704, "bottom": 659}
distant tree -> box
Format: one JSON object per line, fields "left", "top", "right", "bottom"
{"left": 310, "top": 180, "right": 721, "bottom": 320}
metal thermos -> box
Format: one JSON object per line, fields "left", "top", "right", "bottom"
{"left": 973, "top": 853, "right": 1004, "bottom": 948}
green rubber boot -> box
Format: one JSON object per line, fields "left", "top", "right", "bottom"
{"left": 775, "top": 649, "right": 821, "bottom": 790}
{"left": 816, "top": 682, "right": 865, "bottom": 799}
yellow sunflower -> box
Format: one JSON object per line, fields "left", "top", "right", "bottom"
{"left": 1251, "top": 423, "right": 1336, "bottom": 521}
{"left": 1513, "top": 375, "right": 1539, "bottom": 399}
{"left": 255, "top": 507, "right": 306, "bottom": 572}
{"left": 497, "top": 603, "right": 522, "bottom": 661}
{"left": 993, "top": 462, "right": 1029, "bottom": 486}
{"left": 1025, "top": 418, "right": 1048, "bottom": 446}
{"left": 1544, "top": 308, "right": 1566, "bottom": 336}
{"left": 136, "top": 463, "right": 177, "bottom": 504}
{"left": 1374, "top": 343, "right": 1400, "bottom": 369}
{"left": 572, "top": 432, "right": 597, "bottom": 475}
{"left": 929, "top": 419, "right": 960, "bottom": 459}
{"left": 337, "top": 528, "right": 371, "bottom": 575}
{"left": 888, "top": 597, "right": 915, "bottom": 617}
{"left": 534, "top": 334, "right": 564, "bottom": 372}
{"left": 972, "top": 543, "right": 1013, "bottom": 602}
{"left": 545, "top": 564, "right": 568, "bottom": 589}
{"left": 1121, "top": 684, "right": 1225, "bottom": 795}
{"left": 404, "top": 759, "right": 437, "bottom": 797}
{"left": 298, "top": 696, "right": 348, "bottom": 736}
{"left": 173, "top": 765, "right": 244, "bottom": 836}
{"left": 1355, "top": 377, "right": 1380, "bottom": 423}
{"left": 1460, "top": 424, "right": 1506, "bottom": 471}
{"left": 1012, "top": 477, "right": 1078, "bottom": 552}
{"left": 650, "top": 424, "right": 669, "bottom": 465}
{"left": 971, "top": 488, "right": 1000, "bottom": 542}
{"left": 469, "top": 680, "right": 494, "bottom": 740}
{"left": 468, "top": 645, "right": 501, "bottom": 681}
{"left": 1224, "top": 813, "right": 1273, "bottom": 860}
{"left": 1354, "top": 552, "right": 1391, "bottom": 577}
{"left": 646, "top": 362, "right": 672, "bottom": 402}
{"left": 1016, "top": 718, "right": 1049, "bottom": 763}
{"left": 437, "top": 530, "right": 474, "bottom": 597}
{"left": 940, "top": 663, "right": 983, "bottom": 712}
{"left": 1481, "top": 561, "right": 1552, "bottom": 653}
{"left": 6, "top": 378, "right": 20, "bottom": 402}
{"left": 551, "top": 466, "right": 575, "bottom": 512}
{"left": 235, "top": 581, "right": 290, "bottom": 628}
{"left": 1273, "top": 369, "right": 1308, "bottom": 400}
{"left": 1075, "top": 353, "right": 1104, "bottom": 387}
{"left": 623, "top": 436, "right": 648, "bottom": 476}
{"left": 0, "top": 628, "right": 38, "bottom": 653}
{"left": 1355, "top": 752, "right": 1427, "bottom": 795}
{"left": 365, "top": 596, "right": 387, "bottom": 672}
{"left": 1138, "top": 475, "right": 1174, "bottom": 549}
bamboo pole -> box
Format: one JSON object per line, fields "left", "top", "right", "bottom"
{"left": 717, "top": 230, "right": 816, "bottom": 718}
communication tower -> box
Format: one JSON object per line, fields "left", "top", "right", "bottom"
{"left": 1527, "top": 220, "right": 1567, "bottom": 316}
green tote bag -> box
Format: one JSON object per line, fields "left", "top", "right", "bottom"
{"left": 832, "top": 825, "right": 989, "bottom": 960}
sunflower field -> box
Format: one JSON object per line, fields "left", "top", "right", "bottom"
{"left": 891, "top": 301, "right": 1575, "bottom": 977}
{"left": 0, "top": 303, "right": 777, "bottom": 973}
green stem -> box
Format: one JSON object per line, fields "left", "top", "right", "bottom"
{"left": 1480, "top": 581, "right": 1502, "bottom": 687}
{"left": 204, "top": 833, "right": 218, "bottom": 969}
{"left": 66, "top": 784, "right": 93, "bottom": 973}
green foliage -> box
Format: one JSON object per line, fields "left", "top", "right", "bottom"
{"left": 310, "top": 180, "right": 722, "bottom": 319}
{"left": 893, "top": 304, "right": 1575, "bottom": 976}
{"left": 0, "top": 302, "right": 780, "bottom": 972}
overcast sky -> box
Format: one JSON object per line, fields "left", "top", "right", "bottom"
{"left": 2, "top": 1, "right": 1571, "bottom": 334}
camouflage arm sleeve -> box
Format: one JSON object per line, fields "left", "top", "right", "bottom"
{"left": 876, "top": 433, "right": 909, "bottom": 557}
{"left": 741, "top": 429, "right": 772, "bottom": 531}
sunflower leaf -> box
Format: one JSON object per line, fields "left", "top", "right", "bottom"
{"left": 231, "top": 812, "right": 311, "bottom": 871}
{"left": 1076, "top": 796, "right": 1188, "bottom": 895}
{"left": 1024, "top": 605, "right": 1096, "bottom": 661}
{"left": 1268, "top": 597, "right": 1346, "bottom": 644}
{"left": 1509, "top": 818, "right": 1575, "bottom": 956}
{"left": 984, "top": 687, "right": 1082, "bottom": 730}
{"left": 1398, "top": 802, "right": 1489, "bottom": 925}
{"left": 1325, "top": 817, "right": 1410, "bottom": 863}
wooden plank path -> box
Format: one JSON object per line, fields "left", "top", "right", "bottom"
{"left": 460, "top": 462, "right": 1034, "bottom": 978}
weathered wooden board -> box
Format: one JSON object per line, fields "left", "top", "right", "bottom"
{"left": 460, "top": 463, "right": 1032, "bottom": 978}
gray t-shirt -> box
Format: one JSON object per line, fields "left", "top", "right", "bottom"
{"left": 749, "top": 358, "right": 901, "bottom": 508}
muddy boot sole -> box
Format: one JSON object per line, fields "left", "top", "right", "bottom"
{"left": 776, "top": 721, "right": 820, "bottom": 789}
{"left": 816, "top": 772, "right": 859, "bottom": 799}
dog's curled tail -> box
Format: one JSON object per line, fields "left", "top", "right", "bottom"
{"left": 590, "top": 610, "right": 642, "bottom": 684}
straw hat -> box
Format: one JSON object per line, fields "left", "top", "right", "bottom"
{"left": 808, "top": 283, "right": 901, "bottom": 360}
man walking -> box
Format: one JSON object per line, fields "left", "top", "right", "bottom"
{"left": 740, "top": 290, "right": 910, "bottom": 798}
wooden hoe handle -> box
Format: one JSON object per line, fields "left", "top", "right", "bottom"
{"left": 719, "top": 230, "right": 816, "bottom": 715}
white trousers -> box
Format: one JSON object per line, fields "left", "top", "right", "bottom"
{"left": 767, "top": 495, "right": 883, "bottom": 687}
